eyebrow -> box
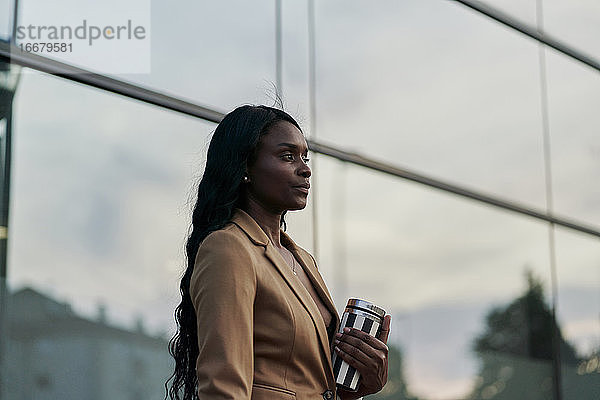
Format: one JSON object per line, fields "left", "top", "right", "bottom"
{"left": 277, "top": 143, "right": 308, "bottom": 153}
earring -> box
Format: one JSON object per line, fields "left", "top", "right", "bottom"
{"left": 243, "top": 175, "right": 250, "bottom": 183}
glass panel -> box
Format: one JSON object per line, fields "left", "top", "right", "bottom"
{"left": 0, "top": 0, "right": 11, "bottom": 39}
{"left": 3, "top": 68, "right": 214, "bottom": 399}
{"left": 316, "top": 157, "right": 556, "bottom": 399}
{"left": 459, "top": 1, "right": 600, "bottom": 62}
{"left": 15, "top": 0, "right": 152, "bottom": 75}
{"left": 122, "top": 0, "right": 277, "bottom": 110}
{"left": 555, "top": 227, "right": 600, "bottom": 399}
{"left": 315, "top": 0, "right": 547, "bottom": 211}
{"left": 14, "top": 0, "right": 279, "bottom": 111}
{"left": 546, "top": 51, "right": 600, "bottom": 228}
{"left": 477, "top": 0, "right": 538, "bottom": 27}
{"left": 544, "top": 0, "right": 600, "bottom": 61}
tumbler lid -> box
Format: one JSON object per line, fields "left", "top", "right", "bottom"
{"left": 346, "top": 298, "right": 386, "bottom": 319}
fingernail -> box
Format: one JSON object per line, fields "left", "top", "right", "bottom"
{"left": 335, "top": 346, "right": 340, "bottom": 352}
{"left": 335, "top": 333, "right": 342, "bottom": 338}
{"left": 343, "top": 327, "right": 350, "bottom": 333}
{"left": 334, "top": 339, "right": 339, "bottom": 345}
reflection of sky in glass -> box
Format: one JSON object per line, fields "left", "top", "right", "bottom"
{"left": 317, "top": 8, "right": 547, "bottom": 207}
{"left": 9, "top": 71, "right": 213, "bottom": 334}
{"left": 312, "top": 162, "right": 555, "bottom": 398}
{"left": 16, "top": 0, "right": 151, "bottom": 74}
{"left": 478, "top": 0, "right": 538, "bottom": 27}
{"left": 547, "top": 52, "right": 600, "bottom": 227}
{"left": 544, "top": 0, "right": 600, "bottom": 60}
{"left": 0, "top": 0, "right": 12, "bottom": 40}
{"left": 472, "top": 1, "right": 600, "bottom": 60}
{"left": 0, "top": 0, "right": 11, "bottom": 39}
{"left": 5, "top": 1, "right": 600, "bottom": 399}
{"left": 555, "top": 228, "right": 600, "bottom": 356}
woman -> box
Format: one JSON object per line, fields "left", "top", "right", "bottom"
{"left": 167, "top": 105, "right": 391, "bottom": 400}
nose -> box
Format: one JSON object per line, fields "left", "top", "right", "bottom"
{"left": 298, "top": 162, "right": 311, "bottom": 178}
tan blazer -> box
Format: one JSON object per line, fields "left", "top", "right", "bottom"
{"left": 190, "top": 209, "right": 341, "bottom": 400}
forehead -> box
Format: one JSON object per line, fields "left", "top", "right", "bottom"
{"left": 258, "top": 121, "right": 307, "bottom": 152}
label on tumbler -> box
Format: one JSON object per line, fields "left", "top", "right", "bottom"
{"left": 332, "top": 298, "right": 386, "bottom": 392}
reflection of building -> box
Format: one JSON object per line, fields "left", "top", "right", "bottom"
{"left": 466, "top": 274, "right": 599, "bottom": 400}
{"left": 3, "top": 288, "right": 172, "bottom": 400}
{"left": 467, "top": 351, "right": 600, "bottom": 400}
{"left": 0, "top": 56, "right": 20, "bottom": 399}
{"left": 565, "top": 352, "right": 600, "bottom": 399}
{"left": 469, "top": 352, "right": 554, "bottom": 400}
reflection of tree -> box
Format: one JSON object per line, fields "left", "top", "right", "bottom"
{"left": 368, "top": 343, "right": 420, "bottom": 400}
{"left": 369, "top": 270, "right": 599, "bottom": 400}
{"left": 467, "top": 270, "right": 585, "bottom": 400}
{"left": 473, "top": 271, "right": 577, "bottom": 364}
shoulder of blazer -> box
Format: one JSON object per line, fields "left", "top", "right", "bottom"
{"left": 304, "top": 249, "right": 319, "bottom": 270}
{"left": 229, "top": 208, "right": 270, "bottom": 247}
{"left": 200, "top": 224, "right": 248, "bottom": 248}
{"left": 190, "top": 226, "right": 259, "bottom": 299}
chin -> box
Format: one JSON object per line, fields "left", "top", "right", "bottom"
{"left": 288, "top": 201, "right": 307, "bottom": 211}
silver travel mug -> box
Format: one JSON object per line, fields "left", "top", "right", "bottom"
{"left": 332, "top": 298, "right": 386, "bottom": 392}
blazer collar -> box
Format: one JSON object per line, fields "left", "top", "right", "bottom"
{"left": 231, "top": 209, "right": 338, "bottom": 319}
{"left": 230, "top": 208, "right": 270, "bottom": 246}
{"left": 231, "top": 208, "right": 339, "bottom": 383}
{"left": 280, "top": 230, "right": 339, "bottom": 325}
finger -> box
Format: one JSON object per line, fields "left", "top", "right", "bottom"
{"left": 334, "top": 335, "right": 374, "bottom": 365}
{"left": 340, "top": 327, "right": 388, "bottom": 352}
{"left": 335, "top": 331, "right": 382, "bottom": 359}
{"left": 334, "top": 343, "right": 368, "bottom": 371}
{"left": 378, "top": 314, "right": 392, "bottom": 344}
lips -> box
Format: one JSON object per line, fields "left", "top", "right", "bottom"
{"left": 293, "top": 183, "right": 310, "bottom": 194}
{"left": 294, "top": 183, "right": 310, "bottom": 189}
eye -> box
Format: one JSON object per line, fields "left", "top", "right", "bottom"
{"left": 281, "top": 153, "right": 295, "bottom": 161}
{"left": 302, "top": 156, "right": 310, "bottom": 163}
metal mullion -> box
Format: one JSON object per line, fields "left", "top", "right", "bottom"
{"left": 454, "top": 0, "right": 600, "bottom": 73}
{"left": 308, "top": 140, "right": 600, "bottom": 239}
{"left": 0, "top": 41, "right": 225, "bottom": 123}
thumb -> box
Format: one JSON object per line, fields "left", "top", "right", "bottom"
{"left": 378, "top": 314, "right": 391, "bottom": 344}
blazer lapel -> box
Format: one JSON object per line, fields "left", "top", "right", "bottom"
{"left": 231, "top": 209, "right": 338, "bottom": 380}
{"left": 263, "top": 243, "right": 334, "bottom": 366}
{"left": 281, "top": 232, "right": 340, "bottom": 377}
{"left": 282, "top": 233, "right": 340, "bottom": 329}
{"left": 295, "top": 251, "right": 339, "bottom": 328}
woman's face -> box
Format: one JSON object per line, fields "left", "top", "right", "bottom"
{"left": 245, "top": 120, "right": 311, "bottom": 214}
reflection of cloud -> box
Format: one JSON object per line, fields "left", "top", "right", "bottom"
{"left": 316, "top": 2, "right": 549, "bottom": 208}
{"left": 0, "top": 0, "right": 11, "bottom": 38}
{"left": 392, "top": 302, "right": 487, "bottom": 399}
{"left": 409, "top": 376, "right": 475, "bottom": 400}
{"left": 315, "top": 1, "right": 600, "bottom": 230}
{"left": 564, "top": 319, "right": 600, "bottom": 349}
{"left": 558, "top": 286, "right": 600, "bottom": 355}
{"left": 317, "top": 163, "right": 553, "bottom": 311}
{"left": 9, "top": 70, "right": 212, "bottom": 332}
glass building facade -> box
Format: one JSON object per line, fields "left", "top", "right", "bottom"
{"left": 1, "top": 1, "right": 598, "bottom": 399}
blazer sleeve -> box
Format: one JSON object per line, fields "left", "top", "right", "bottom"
{"left": 189, "top": 229, "right": 257, "bottom": 399}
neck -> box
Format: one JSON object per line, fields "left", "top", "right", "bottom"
{"left": 243, "top": 201, "right": 283, "bottom": 247}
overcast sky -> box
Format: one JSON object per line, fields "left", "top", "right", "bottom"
{"left": 5, "top": 1, "right": 600, "bottom": 399}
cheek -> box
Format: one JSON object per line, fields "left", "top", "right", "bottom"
{"left": 251, "top": 165, "right": 290, "bottom": 194}
{"left": 254, "top": 161, "right": 291, "bottom": 183}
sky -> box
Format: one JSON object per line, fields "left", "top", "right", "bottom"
{"left": 4, "top": 1, "right": 600, "bottom": 399}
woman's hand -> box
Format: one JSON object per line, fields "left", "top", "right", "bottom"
{"left": 334, "top": 314, "right": 391, "bottom": 400}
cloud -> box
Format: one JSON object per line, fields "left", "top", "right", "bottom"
{"left": 9, "top": 70, "right": 213, "bottom": 331}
